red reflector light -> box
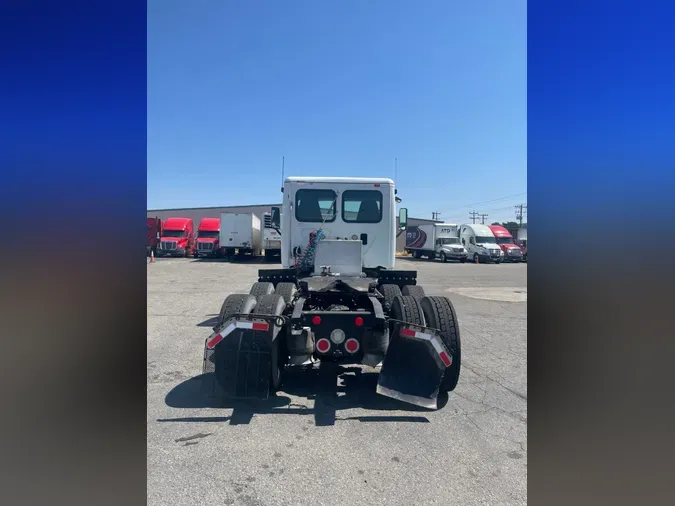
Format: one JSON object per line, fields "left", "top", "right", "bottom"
{"left": 312, "top": 316, "right": 321, "bottom": 325}
{"left": 345, "top": 338, "right": 360, "bottom": 353}
{"left": 316, "top": 338, "right": 331, "bottom": 353}
{"left": 374, "top": 184, "right": 381, "bottom": 187}
{"left": 207, "top": 334, "right": 223, "bottom": 349}
{"left": 252, "top": 322, "right": 269, "bottom": 331}
{"left": 354, "top": 316, "right": 363, "bottom": 327}
{"left": 439, "top": 351, "right": 452, "bottom": 367}
{"left": 400, "top": 328, "right": 416, "bottom": 337}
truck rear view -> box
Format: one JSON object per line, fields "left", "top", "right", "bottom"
{"left": 202, "top": 176, "right": 462, "bottom": 410}
{"left": 219, "top": 213, "right": 262, "bottom": 258}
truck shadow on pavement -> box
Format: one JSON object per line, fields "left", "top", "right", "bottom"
{"left": 161, "top": 365, "right": 446, "bottom": 426}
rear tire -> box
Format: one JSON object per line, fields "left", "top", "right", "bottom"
{"left": 381, "top": 284, "right": 402, "bottom": 309}
{"left": 389, "top": 295, "right": 426, "bottom": 326}
{"left": 419, "top": 296, "right": 461, "bottom": 392}
{"left": 217, "top": 293, "right": 258, "bottom": 328}
{"left": 254, "top": 294, "right": 287, "bottom": 391}
{"left": 275, "top": 282, "right": 298, "bottom": 305}
{"left": 402, "top": 285, "right": 425, "bottom": 299}
{"left": 249, "top": 282, "right": 275, "bottom": 297}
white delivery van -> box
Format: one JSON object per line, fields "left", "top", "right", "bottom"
{"left": 458, "top": 224, "right": 504, "bottom": 263}
{"left": 404, "top": 223, "right": 468, "bottom": 262}
{"left": 220, "top": 212, "right": 262, "bottom": 257}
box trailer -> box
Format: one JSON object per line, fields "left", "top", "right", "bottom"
{"left": 404, "top": 223, "right": 468, "bottom": 262}
{"left": 220, "top": 212, "right": 262, "bottom": 257}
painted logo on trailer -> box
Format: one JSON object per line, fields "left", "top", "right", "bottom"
{"left": 406, "top": 226, "right": 427, "bottom": 248}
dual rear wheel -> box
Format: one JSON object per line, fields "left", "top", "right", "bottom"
{"left": 388, "top": 293, "right": 461, "bottom": 392}
{"left": 216, "top": 291, "right": 288, "bottom": 392}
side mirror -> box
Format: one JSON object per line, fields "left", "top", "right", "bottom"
{"left": 399, "top": 208, "right": 408, "bottom": 230}
{"left": 271, "top": 207, "right": 281, "bottom": 228}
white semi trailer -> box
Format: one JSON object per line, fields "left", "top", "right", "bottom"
{"left": 219, "top": 212, "right": 262, "bottom": 258}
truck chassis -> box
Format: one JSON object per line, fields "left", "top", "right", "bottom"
{"left": 202, "top": 268, "right": 461, "bottom": 409}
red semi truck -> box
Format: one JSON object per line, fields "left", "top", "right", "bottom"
{"left": 194, "top": 217, "right": 222, "bottom": 258}
{"left": 157, "top": 217, "right": 194, "bottom": 257}
{"left": 488, "top": 225, "right": 524, "bottom": 263}
{"left": 147, "top": 217, "right": 162, "bottom": 257}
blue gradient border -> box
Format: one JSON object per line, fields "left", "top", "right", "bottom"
{"left": 529, "top": 1, "right": 674, "bottom": 504}
{"left": 0, "top": 2, "right": 147, "bottom": 505}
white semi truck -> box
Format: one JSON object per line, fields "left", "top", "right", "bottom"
{"left": 219, "top": 212, "right": 262, "bottom": 258}
{"left": 404, "top": 223, "right": 468, "bottom": 262}
{"left": 202, "top": 176, "right": 462, "bottom": 409}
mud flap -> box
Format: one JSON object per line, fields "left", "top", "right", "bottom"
{"left": 202, "top": 316, "right": 281, "bottom": 400}
{"left": 376, "top": 322, "right": 452, "bottom": 409}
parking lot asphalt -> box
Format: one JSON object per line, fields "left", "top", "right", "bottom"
{"left": 148, "top": 257, "right": 527, "bottom": 506}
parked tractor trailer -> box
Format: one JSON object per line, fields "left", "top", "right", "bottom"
{"left": 156, "top": 217, "right": 194, "bottom": 257}
{"left": 202, "top": 177, "right": 462, "bottom": 409}
{"left": 405, "top": 223, "right": 468, "bottom": 262}
{"left": 194, "top": 218, "right": 223, "bottom": 258}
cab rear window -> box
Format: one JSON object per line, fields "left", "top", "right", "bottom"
{"left": 295, "top": 189, "right": 337, "bottom": 223}
{"left": 342, "top": 190, "right": 382, "bottom": 223}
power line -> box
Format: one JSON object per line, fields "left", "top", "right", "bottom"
{"left": 515, "top": 204, "right": 527, "bottom": 227}
{"left": 440, "top": 192, "right": 527, "bottom": 214}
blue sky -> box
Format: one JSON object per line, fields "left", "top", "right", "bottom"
{"left": 148, "top": 0, "right": 526, "bottom": 224}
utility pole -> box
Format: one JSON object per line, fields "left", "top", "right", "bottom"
{"left": 479, "top": 213, "right": 489, "bottom": 224}
{"left": 469, "top": 211, "right": 479, "bottom": 224}
{"left": 515, "top": 204, "right": 527, "bottom": 227}
{"left": 432, "top": 211, "right": 441, "bottom": 221}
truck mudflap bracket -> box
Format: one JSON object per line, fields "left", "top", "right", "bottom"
{"left": 203, "top": 313, "right": 287, "bottom": 400}
{"left": 377, "top": 321, "right": 452, "bottom": 410}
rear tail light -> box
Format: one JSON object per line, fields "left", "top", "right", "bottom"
{"left": 354, "top": 316, "right": 363, "bottom": 327}
{"left": 316, "top": 338, "right": 331, "bottom": 353}
{"left": 312, "top": 316, "right": 321, "bottom": 325}
{"left": 345, "top": 338, "right": 360, "bottom": 353}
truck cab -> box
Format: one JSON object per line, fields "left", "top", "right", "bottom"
{"left": 459, "top": 224, "right": 504, "bottom": 263}
{"left": 488, "top": 225, "right": 524, "bottom": 262}
{"left": 157, "top": 217, "right": 194, "bottom": 257}
{"left": 194, "top": 218, "right": 221, "bottom": 258}
{"left": 279, "top": 177, "right": 396, "bottom": 270}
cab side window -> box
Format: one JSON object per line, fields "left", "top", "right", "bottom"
{"left": 470, "top": 237, "right": 475, "bottom": 245}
